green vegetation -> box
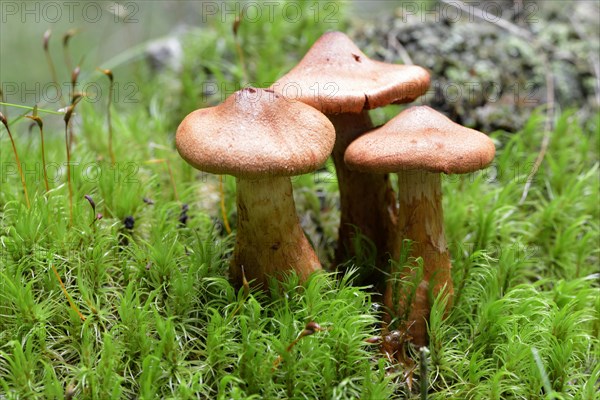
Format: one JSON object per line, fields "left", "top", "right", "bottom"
{"left": 0, "top": 1, "right": 598, "bottom": 398}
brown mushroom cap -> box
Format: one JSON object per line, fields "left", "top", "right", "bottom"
{"left": 344, "top": 106, "right": 496, "bottom": 174}
{"left": 271, "top": 31, "right": 430, "bottom": 114}
{"left": 176, "top": 88, "right": 335, "bottom": 179}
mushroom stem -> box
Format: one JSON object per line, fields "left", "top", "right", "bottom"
{"left": 329, "top": 111, "right": 397, "bottom": 286}
{"left": 385, "top": 170, "right": 453, "bottom": 346}
{"left": 231, "top": 176, "right": 322, "bottom": 289}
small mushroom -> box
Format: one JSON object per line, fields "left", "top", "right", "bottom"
{"left": 272, "top": 31, "right": 430, "bottom": 282}
{"left": 176, "top": 88, "right": 335, "bottom": 288}
{"left": 345, "top": 106, "right": 495, "bottom": 345}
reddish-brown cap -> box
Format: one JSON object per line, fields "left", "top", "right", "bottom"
{"left": 344, "top": 106, "right": 496, "bottom": 174}
{"left": 272, "top": 31, "right": 430, "bottom": 114}
{"left": 176, "top": 88, "right": 335, "bottom": 179}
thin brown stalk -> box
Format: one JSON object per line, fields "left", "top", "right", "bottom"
{"left": 68, "top": 66, "right": 81, "bottom": 150}
{"left": 227, "top": 266, "right": 250, "bottom": 319}
{"left": 0, "top": 112, "right": 30, "bottom": 208}
{"left": 164, "top": 159, "right": 179, "bottom": 202}
{"left": 50, "top": 264, "right": 86, "bottom": 321}
{"left": 519, "top": 72, "right": 555, "bottom": 204}
{"left": 43, "top": 29, "right": 65, "bottom": 107}
{"left": 62, "top": 29, "right": 78, "bottom": 73}
{"left": 98, "top": 68, "right": 116, "bottom": 164}
{"left": 64, "top": 104, "right": 77, "bottom": 225}
{"left": 26, "top": 106, "right": 50, "bottom": 192}
{"left": 232, "top": 12, "right": 248, "bottom": 83}
{"left": 272, "top": 322, "right": 324, "bottom": 371}
{"left": 0, "top": 88, "right": 6, "bottom": 117}
{"left": 146, "top": 159, "right": 179, "bottom": 201}
{"left": 70, "top": 66, "right": 80, "bottom": 103}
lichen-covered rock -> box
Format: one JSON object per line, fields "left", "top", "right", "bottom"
{"left": 351, "top": 0, "right": 599, "bottom": 132}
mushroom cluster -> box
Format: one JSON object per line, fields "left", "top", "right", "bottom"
{"left": 175, "top": 31, "right": 495, "bottom": 346}
{"left": 272, "top": 32, "right": 430, "bottom": 281}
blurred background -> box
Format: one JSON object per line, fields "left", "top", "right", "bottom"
{"left": 2, "top": 1, "right": 371, "bottom": 83}
{"left": 1, "top": 0, "right": 598, "bottom": 133}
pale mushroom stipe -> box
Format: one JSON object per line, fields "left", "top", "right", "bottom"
{"left": 176, "top": 88, "right": 335, "bottom": 289}
{"left": 345, "top": 106, "right": 496, "bottom": 346}
{"left": 272, "top": 31, "right": 431, "bottom": 285}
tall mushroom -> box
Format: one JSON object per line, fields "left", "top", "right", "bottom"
{"left": 271, "top": 31, "right": 430, "bottom": 283}
{"left": 176, "top": 88, "right": 335, "bottom": 289}
{"left": 344, "top": 106, "right": 496, "bottom": 345}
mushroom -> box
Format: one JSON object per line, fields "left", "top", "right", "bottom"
{"left": 176, "top": 88, "right": 335, "bottom": 288}
{"left": 344, "top": 106, "right": 496, "bottom": 345}
{"left": 271, "top": 31, "right": 430, "bottom": 282}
